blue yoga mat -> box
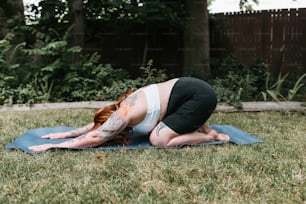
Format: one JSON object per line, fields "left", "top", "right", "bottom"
{"left": 5, "top": 125, "right": 264, "bottom": 154}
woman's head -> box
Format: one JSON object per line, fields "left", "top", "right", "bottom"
{"left": 91, "top": 88, "right": 135, "bottom": 145}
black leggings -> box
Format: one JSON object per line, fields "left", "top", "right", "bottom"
{"left": 162, "top": 77, "right": 217, "bottom": 134}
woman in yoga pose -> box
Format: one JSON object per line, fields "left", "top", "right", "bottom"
{"left": 29, "top": 77, "right": 229, "bottom": 152}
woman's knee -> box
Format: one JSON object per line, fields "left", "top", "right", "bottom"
{"left": 149, "top": 123, "right": 178, "bottom": 147}
{"left": 149, "top": 132, "right": 168, "bottom": 147}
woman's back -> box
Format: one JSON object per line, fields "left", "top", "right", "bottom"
{"left": 125, "top": 78, "right": 178, "bottom": 127}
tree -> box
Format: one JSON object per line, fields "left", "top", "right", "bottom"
{"left": 183, "top": 0, "right": 259, "bottom": 79}
{"left": 0, "top": 0, "right": 25, "bottom": 40}
{"left": 183, "top": 0, "right": 211, "bottom": 79}
{"left": 22, "top": 0, "right": 260, "bottom": 80}
{"left": 239, "top": 0, "right": 259, "bottom": 11}
{"left": 68, "top": 0, "right": 85, "bottom": 50}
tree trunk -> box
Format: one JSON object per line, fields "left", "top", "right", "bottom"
{"left": 68, "top": 0, "right": 85, "bottom": 50}
{"left": 183, "top": 0, "right": 211, "bottom": 79}
{"left": 0, "top": 0, "right": 25, "bottom": 40}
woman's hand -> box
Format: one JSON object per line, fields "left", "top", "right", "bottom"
{"left": 29, "top": 144, "right": 55, "bottom": 152}
{"left": 41, "top": 132, "right": 69, "bottom": 139}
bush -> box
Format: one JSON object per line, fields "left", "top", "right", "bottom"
{"left": 100, "top": 60, "right": 168, "bottom": 100}
{"left": 261, "top": 72, "right": 306, "bottom": 102}
{"left": 210, "top": 55, "right": 269, "bottom": 107}
{"left": 0, "top": 26, "right": 168, "bottom": 105}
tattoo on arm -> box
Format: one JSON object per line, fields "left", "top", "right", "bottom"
{"left": 96, "top": 112, "right": 127, "bottom": 140}
{"left": 92, "top": 94, "right": 137, "bottom": 141}
{"left": 156, "top": 122, "right": 167, "bottom": 136}
{"left": 54, "top": 94, "right": 137, "bottom": 147}
{"left": 64, "top": 112, "right": 127, "bottom": 147}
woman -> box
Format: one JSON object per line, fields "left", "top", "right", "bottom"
{"left": 29, "top": 77, "right": 229, "bottom": 152}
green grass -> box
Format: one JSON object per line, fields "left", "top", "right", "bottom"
{"left": 0, "top": 110, "right": 305, "bottom": 203}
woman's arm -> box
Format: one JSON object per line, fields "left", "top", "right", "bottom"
{"left": 42, "top": 122, "right": 94, "bottom": 139}
{"left": 29, "top": 99, "right": 134, "bottom": 152}
{"left": 55, "top": 109, "right": 129, "bottom": 149}
{"left": 28, "top": 131, "right": 101, "bottom": 152}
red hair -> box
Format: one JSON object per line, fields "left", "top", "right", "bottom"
{"left": 91, "top": 88, "right": 135, "bottom": 145}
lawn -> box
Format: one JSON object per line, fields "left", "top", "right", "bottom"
{"left": 0, "top": 109, "right": 305, "bottom": 203}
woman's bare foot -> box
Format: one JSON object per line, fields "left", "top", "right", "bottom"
{"left": 205, "top": 127, "right": 230, "bottom": 141}
{"left": 208, "top": 129, "right": 218, "bottom": 137}
{"left": 199, "top": 124, "right": 230, "bottom": 142}
{"left": 214, "top": 133, "right": 230, "bottom": 141}
{"left": 200, "top": 125, "right": 220, "bottom": 136}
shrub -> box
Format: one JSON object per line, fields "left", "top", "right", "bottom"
{"left": 261, "top": 72, "right": 306, "bottom": 102}
{"left": 210, "top": 55, "right": 269, "bottom": 106}
{"left": 0, "top": 26, "right": 168, "bottom": 105}
{"left": 100, "top": 60, "right": 168, "bottom": 100}
{"left": 211, "top": 71, "right": 257, "bottom": 107}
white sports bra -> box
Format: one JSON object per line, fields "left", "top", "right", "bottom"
{"left": 132, "top": 84, "right": 161, "bottom": 136}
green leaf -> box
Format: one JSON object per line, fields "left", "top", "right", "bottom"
{"left": 266, "top": 90, "right": 280, "bottom": 102}
{"left": 67, "top": 46, "right": 82, "bottom": 53}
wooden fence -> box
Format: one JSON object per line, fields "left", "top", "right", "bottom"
{"left": 210, "top": 8, "right": 306, "bottom": 75}
{"left": 82, "top": 8, "right": 306, "bottom": 77}
{"left": 84, "top": 22, "right": 183, "bottom": 78}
